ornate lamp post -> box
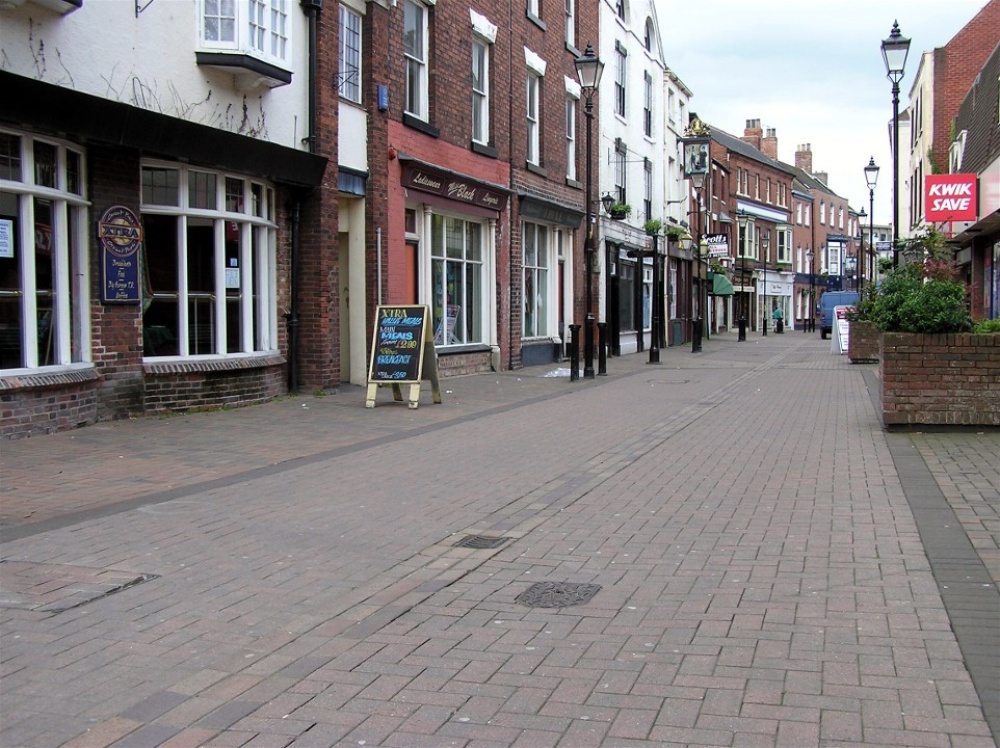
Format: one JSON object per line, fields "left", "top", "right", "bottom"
{"left": 864, "top": 156, "right": 879, "bottom": 291}
{"left": 761, "top": 231, "right": 770, "bottom": 336}
{"left": 574, "top": 43, "right": 604, "bottom": 379}
{"left": 735, "top": 209, "right": 749, "bottom": 341}
{"left": 881, "top": 21, "right": 910, "bottom": 268}
{"left": 858, "top": 207, "right": 867, "bottom": 293}
{"left": 681, "top": 120, "right": 711, "bottom": 350}
{"left": 806, "top": 248, "right": 815, "bottom": 332}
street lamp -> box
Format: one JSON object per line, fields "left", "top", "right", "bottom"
{"left": 882, "top": 21, "right": 910, "bottom": 268}
{"left": 863, "top": 156, "right": 879, "bottom": 292}
{"left": 806, "top": 248, "right": 815, "bottom": 332}
{"left": 761, "top": 230, "right": 770, "bottom": 336}
{"left": 575, "top": 42, "right": 604, "bottom": 379}
{"left": 735, "top": 209, "right": 748, "bottom": 341}
{"left": 858, "top": 207, "right": 867, "bottom": 293}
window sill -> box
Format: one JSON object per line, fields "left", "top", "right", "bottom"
{"left": 436, "top": 343, "right": 491, "bottom": 355}
{"left": 195, "top": 51, "right": 292, "bottom": 90}
{"left": 143, "top": 352, "right": 285, "bottom": 375}
{"left": 5, "top": 0, "right": 81, "bottom": 14}
{"left": 403, "top": 113, "right": 440, "bottom": 138}
{"left": 526, "top": 162, "right": 547, "bottom": 178}
{"left": 565, "top": 178, "right": 582, "bottom": 189}
{"left": 0, "top": 363, "right": 99, "bottom": 392}
{"left": 526, "top": 11, "right": 547, "bottom": 31}
{"left": 471, "top": 142, "right": 498, "bottom": 159}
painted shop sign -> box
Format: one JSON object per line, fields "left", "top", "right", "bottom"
{"left": 402, "top": 164, "right": 508, "bottom": 212}
{"left": 99, "top": 205, "right": 142, "bottom": 304}
{"left": 925, "top": 173, "right": 977, "bottom": 222}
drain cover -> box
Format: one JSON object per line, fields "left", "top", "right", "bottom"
{"left": 515, "top": 581, "right": 601, "bottom": 608}
{"left": 454, "top": 535, "right": 511, "bottom": 549}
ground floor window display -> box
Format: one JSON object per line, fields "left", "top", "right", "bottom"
{"left": 0, "top": 129, "right": 90, "bottom": 372}
{"left": 140, "top": 162, "right": 278, "bottom": 358}
{"left": 430, "top": 214, "right": 484, "bottom": 346}
{"left": 523, "top": 222, "right": 550, "bottom": 339}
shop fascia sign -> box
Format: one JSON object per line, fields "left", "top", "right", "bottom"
{"left": 402, "top": 162, "right": 508, "bottom": 212}
{"left": 925, "top": 174, "right": 977, "bottom": 222}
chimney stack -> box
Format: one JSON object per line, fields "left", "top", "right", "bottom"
{"left": 795, "top": 143, "right": 813, "bottom": 174}
{"left": 762, "top": 127, "right": 778, "bottom": 160}
{"left": 813, "top": 172, "right": 829, "bottom": 186}
{"left": 741, "top": 118, "right": 763, "bottom": 149}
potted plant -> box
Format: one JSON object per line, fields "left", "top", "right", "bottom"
{"left": 608, "top": 203, "right": 631, "bottom": 220}
{"left": 643, "top": 218, "right": 662, "bottom": 236}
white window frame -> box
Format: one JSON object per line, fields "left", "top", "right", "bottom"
{"left": 565, "top": 94, "right": 577, "bottom": 182}
{"left": 472, "top": 37, "right": 490, "bottom": 145}
{"left": 564, "top": 0, "right": 575, "bottom": 47}
{"left": 776, "top": 227, "right": 791, "bottom": 264}
{"left": 424, "top": 211, "right": 490, "bottom": 347}
{"left": 404, "top": 0, "right": 429, "bottom": 120}
{"left": 522, "top": 221, "right": 552, "bottom": 338}
{"left": 339, "top": 4, "right": 362, "bottom": 104}
{"left": 614, "top": 44, "right": 627, "bottom": 118}
{"left": 199, "top": 0, "right": 291, "bottom": 69}
{"left": 140, "top": 161, "right": 278, "bottom": 359}
{"left": 526, "top": 71, "right": 541, "bottom": 165}
{"left": 0, "top": 130, "right": 91, "bottom": 374}
{"left": 643, "top": 71, "right": 653, "bottom": 137}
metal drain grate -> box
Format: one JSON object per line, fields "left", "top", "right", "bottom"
{"left": 515, "top": 581, "right": 601, "bottom": 608}
{"left": 454, "top": 534, "right": 511, "bottom": 549}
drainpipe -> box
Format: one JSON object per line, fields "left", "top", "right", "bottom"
{"left": 288, "top": 0, "right": 321, "bottom": 392}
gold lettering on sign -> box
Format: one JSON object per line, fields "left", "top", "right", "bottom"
{"left": 448, "top": 182, "right": 477, "bottom": 202}
{"left": 412, "top": 172, "right": 443, "bottom": 190}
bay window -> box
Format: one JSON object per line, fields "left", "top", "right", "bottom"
{"left": 140, "top": 163, "right": 277, "bottom": 358}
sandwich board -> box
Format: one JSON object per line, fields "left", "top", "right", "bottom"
{"left": 366, "top": 304, "right": 442, "bottom": 409}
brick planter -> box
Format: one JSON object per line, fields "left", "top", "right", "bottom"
{"left": 880, "top": 332, "right": 1000, "bottom": 428}
{"left": 848, "top": 320, "right": 879, "bottom": 363}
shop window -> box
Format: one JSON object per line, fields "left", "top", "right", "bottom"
{"left": 430, "top": 215, "right": 484, "bottom": 346}
{"left": 140, "top": 162, "right": 277, "bottom": 359}
{"left": 523, "top": 222, "right": 550, "bottom": 338}
{"left": 0, "top": 130, "right": 89, "bottom": 373}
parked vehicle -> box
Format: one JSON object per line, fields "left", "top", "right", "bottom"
{"left": 817, "top": 291, "right": 859, "bottom": 340}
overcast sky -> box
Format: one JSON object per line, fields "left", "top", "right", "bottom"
{"left": 655, "top": 0, "right": 992, "bottom": 227}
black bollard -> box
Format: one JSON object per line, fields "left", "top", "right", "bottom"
{"left": 598, "top": 322, "right": 608, "bottom": 375}
{"left": 569, "top": 324, "right": 580, "bottom": 381}
{"left": 738, "top": 317, "right": 746, "bottom": 342}
{"left": 691, "top": 318, "right": 702, "bottom": 353}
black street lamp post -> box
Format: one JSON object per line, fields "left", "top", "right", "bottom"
{"left": 882, "top": 21, "right": 910, "bottom": 268}
{"left": 857, "top": 207, "right": 867, "bottom": 293}
{"left": 806, "top": 248, "right": 815, "bottom": 332}
{"left": 736, "top": 209, "right": 748, "bottom": 341}
{"left": 864, "top": 156, "right": 879, "bottom": 291}
{"left": 761, "top": 231, "right": 770, "bottom": 336}
{"left": 575, "top": 43, "right": 604, "bottom": 379}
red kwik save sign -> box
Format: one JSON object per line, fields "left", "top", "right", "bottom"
{"left": 925, "top": 173, "right": 978, "bottom": 222}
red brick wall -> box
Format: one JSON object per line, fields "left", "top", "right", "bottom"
{"left": 143, "top": 358, "right": 285, "bottom": 414}
{"left": 89, "top": 145, "right": 146, "bottom": 421}
{"left": 880, "top": 332, "right": 1000, "bottom": 427}
{"left": 1, "top": 374, "right": 99, "bottom": 439}
{"left": 932, "top": 0, "right": 1000, "bottom": 176}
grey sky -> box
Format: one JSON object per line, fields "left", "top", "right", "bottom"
{"left": 655, "top": 0, "right": 991, "bottom": 226}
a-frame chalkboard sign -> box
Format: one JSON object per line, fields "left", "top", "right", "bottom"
{"left": 366, "top": 305, "right": 442, "bottom": 409}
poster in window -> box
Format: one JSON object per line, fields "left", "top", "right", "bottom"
{"left": 0, "top": 219, "right": 12, "bottom": 259}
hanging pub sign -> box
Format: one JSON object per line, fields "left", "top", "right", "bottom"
{"left": 99, "top": 205, "right": 142, "bottom": 304}
{"left": 925, "top": 174, "right": 977, "bottom": 223}
{"left": 703, "top": 233, "right": 728, "bottom": 258}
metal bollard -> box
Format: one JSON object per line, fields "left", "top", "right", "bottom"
{"left": 598, "top": 322, "right": 608, "bottom": 376}
{"left": 738, "top": 317, "right": 747, "bottom": 342}
{"left": 691, "top": 318, "right": 702, "bottom": 353}
{"left": 569, "top": 324, "right": 580, "bottom": 381}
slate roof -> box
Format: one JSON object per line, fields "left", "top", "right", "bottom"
{"left": 953, "top": 40, "right": 1000, "bottom": 174}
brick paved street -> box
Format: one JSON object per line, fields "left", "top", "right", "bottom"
{"left": 2, "top": 332, "right": 998, "bottom": 747}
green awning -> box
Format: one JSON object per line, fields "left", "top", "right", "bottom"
{"left": 710, "top": 272, "right": 735, "bottom": 296}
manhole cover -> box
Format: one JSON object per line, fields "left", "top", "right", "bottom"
{"left": 455, "top": 534, "right": 511, "bottom": 549}
{"left": 0, "top": 561, "right": 157, "bottom": 613}
{"left": 515, "top": 581, "right": 601, "bottom": 608}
